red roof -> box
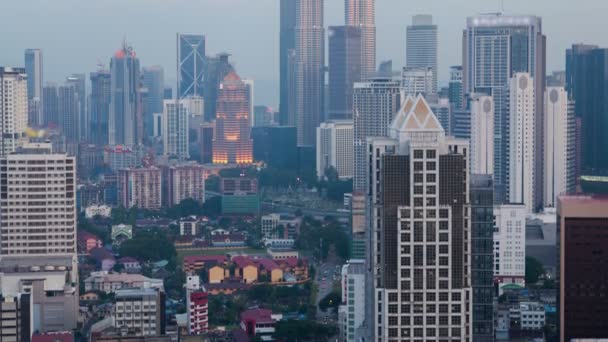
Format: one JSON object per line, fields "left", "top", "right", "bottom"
{"left": 211, "top": 233, "right": 245, "bottom": 243}
{"left": 256, "top": 258, "right": 279, "bottom": 271}
{"left": 32, "top": 332, "right": 74, "bottom": 342}
{"left": 280, "top": 257, "right": 301, "bottom": 268}
{"left": 78, "top": 231, "right": 100, "bottom": 242}
{"left": 240, "top": 308, "right": 274, "bottom": 324}
{"left": 233, "top": 256, "right": 256, "bottom": 268}
{"left": 184, "top": 255, "right": 227, "bottom": 264}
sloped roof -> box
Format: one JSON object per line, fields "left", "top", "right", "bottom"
{"left": 391, "top": 94, "right": 444, "bottom": 135}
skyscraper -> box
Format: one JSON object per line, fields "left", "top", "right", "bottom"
{"left": 24, "top": 49, "right": 43, "bottom": 127}
{"left": 66, "top": 74, "right": 86, "bottom": 141}
{"left": 470, "top": 175, "right": 494, "bottom": 342}
{"left": 345, "top": 0, "right": 376, "bottom": 79}
{"left": 316, "top": 120, "right": 353, "bottom": 180}
{"left": 544, "top": 87, "right": 575, "bottom": 207}
{"left": 280, "top": 0, "right": 297, "bottom": 126}
{"left": 162, "top": 99, "right": 190, "bottom": 161}
{"left": 352, "top": 78, "right": 402, "bottom": 192}
{"left": 143, "top": 66, "right": 165, "bottom": 139}
{"left": 470, "top": 95, "right": 494, "bottom": 175}
{"left": 177, "top": 34, "right": 205, "bottom": 99}
{"left": 212, "top": 71, "right": 253, "bottom": 164}
{"left": 203, "top": 53, "right": 234, "bottom": 122}
{"left": 109, "top": 43, "right": 141, "bottom": 147}
{"left": 448, "top": 66, "right": 464, "bottom": 111}
{"left": 0, "top": 67, "right": 28, "bottom": 156}
{"left": 294, "top": 0, "right": 324, "bottom": 147}
{"left": 566, "top": 45, "right": 608, "bottom": 181}
{"left": 464, "top": 14, "right": 546, "bottom": 205}
{"left": 401, "top": 67, "right": 434, "bottom": 96}
{"left": 90, "top": 70, "right": 111, "bottom": 146}
{"left": 118, "top": 166, "right": 162, "bottom": 210}
{"left": 508, "top": 73, "right": 536, "bottom": 212}
{"left": 57, "top": 83, "right": 80, "bottom": 143}
{"left": 328, "top": 25, "right": 361, "bottom": 120}
{"left": 406, "top": 15, "right": 438, "bottom": 94}
{"left": 42, "top": 83, "right": 58, "bottom": 127}
{"left": 370, "top": 95, "right": 472, "bottom": 340}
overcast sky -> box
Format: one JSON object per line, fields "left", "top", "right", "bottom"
{"left": 1, "top": 0, "right": 607, "bottom": 107}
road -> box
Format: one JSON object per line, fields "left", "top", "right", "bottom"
{"left": 315, "top": 259, "right": 341, "bottom": 321}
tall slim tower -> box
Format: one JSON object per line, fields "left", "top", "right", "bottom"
{"left": 464, "top": 14, "right": 546, "bottom": 205}
{"left": 143, "top": 66, "right": 165, "bottom": 138}
{"left": 0, "top": 67, "right": 28, "bottom": 157}
{"left": 24, "top": 49, "right": 43, "bottom": 127}
{"left": 162, "top": 99, "right": 190, "bottom": 161}
{"left": 57, "top": 83, "right": 80, "bottom": 143}
{"left": 66, "top": 74, "right": 86, "bottom": 142}
{"left": 294, "top": 0, "right": 324, "bottom": 147}
{"left": 212, "top": 71, "right": 253, "bottom": 164}
{"left": 370, "top": 95, "right": 472, "bottom": 340}
{"left": 328, "top": 25, "right": 361, "bottom": 120}
{"left": 352, "top": 78, "right": 402, "bottom": 192}
{"left": 470, "top": 95, "right": 494, "bottom": 175}
{"left": 280, "top": 0, "right": 297, "bottom": 125}
{"left": 90, "top": 70, "right": 111, "bottom": 146}
{"left": 508, "top": 73, "right": 535, "bottom": 212}
{"left": 109, "top": 44, "right": 141, "bottom": 146}
{"left": 177, "top": 34, "right": 205, "bottom": 99}
{"left": 406, "top": 15, "right": 438, "bottom": 94}
{"left": 345, "top": 0, "right": 376, "bottom": 78}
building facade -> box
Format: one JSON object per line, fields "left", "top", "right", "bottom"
{"left": 339, "top": 259, "right": 366, "bottom": 342}
{"left": 352, "top": 78, "right": 402, "bottom": 192}
{"left": 0, "top": 67, "right": 28, "bottom": 157}
{"left": 493, "top": 204, "right": 527, "bottom": 290}
{"left": 279, "top": 0, "right": 297, "bottom": 126}
{"left": 370, "top": 95, "right": 472, "bottom": 341}
{"left": 464, "top": 14, "right": 546, "bottom": 205}
{"left": 402, "top": 67, "right": 434, "bottom": 97}
{"left": 328, "top": 25, "right": 361, "bottom": 120}
{"left": 162, "top": 99, "right": 190, "bottom": 161}
{"left": 24, "top": 49, "right": 43, "bottom": 127}
{"left": 316, "top": 120, "right": 353, "bottom": 180}
{"left": 470, "top": 95, "right": 494, "bottom": 175}
{"left": 166, "top": 163, "right": 205, "bottom": 207}
{"left": 177, "top": 34, "right": 205, "bottom": 99}
{"left": 142, "top": 66, "right": 165, "bottom": 139}
{"left": 118, "top": 166, "right": 162, "bottom": 210}
{"left": 212, "top": 71, "right": 253, "bottom": 164}
{"left": 508, "top": 73, "right": 536, "bottom": 212}
{"left": 90, "top": 70, "right": 111, "bottom": 146}
{"left": 113, "top": 288, "right": 165, "bottom": 337}
{"left": 109, "top": 44, "right": 141, "bottom": 147}
{"left": 294, "top": 0, "right": 325, "bottom": 147}
{"left": 406, "top": 15, "right": 438, "bottom": 94}
{"left": 345, "top": 0, "right": 375, "bottom": 79}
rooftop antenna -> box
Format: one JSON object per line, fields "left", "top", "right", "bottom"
{"left": 500, "top": 0, "right": 505, "bottom": 14}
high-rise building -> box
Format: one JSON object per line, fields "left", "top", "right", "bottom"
{"left": 464, "top": 14, "right": 546, "bottom": 205}
{"left": 280, "top": 0, "right": 297, "bottom": 126}
{"left": 338, "top": 259, "right": 366, "bottom": 342}
{"left": 177, "top": 34, "right": 205, "bottom": 99}
{"left": 0, "top": 67, "right": 28, "bottom": 156}
{"left": 345, "top": 0, "right": 375, "bottom": 79}
{"left": 66, "top": 74, "right": 86, "bottom": 142}
{"left": 162, "top": 99, "right": 190, "bottom": 161}
{"left": 90, "top": 70, "right": 111, "bottom": 146}
{"left": 430, "top": 98, "right": 450, "bottom": 133}
{"left": 448, "top": 66, "right": 464, "bottom": 111}
{"left": 294, "top": 0, "right": 325, "bottom": 147}
{"left": 406, "top": 15, "right": 438, "bottom": 94}
{"left": 370, "top": 95, "right": 472, "bottom": 340}
{"left": 109, "top": 43, "right": 141, "bottom": 147}
{"left": 166, "top": 163, "right": 206, "bottom": 207}
{"left": 377, "top": 60, "right": 392, "bottom": 77}
{"left": 544, "top": 87, "right": 575, "bottom": 207}
{"left": 203, "top": 53, "right": 234, "bottom": 122}
{"left": 566, "top": 45, "right": 608, "bottom": 182}
{"left": 42, "top": 83, "right": 59, "bottom": 127}
{"left": 450, "top": 108, "right": 471, "bottom": 141}
{"left": 198, "top": 121, "right": 214, "bottom": 164}
{"left": 328, "top": 25, "right": 361, "bottom": 120}
{"left": 401, "top": 67, "right": 434, "bottom": 96}
{"left": 163, "top": 87, "right": 173, "bottom": 100}
{"left": 470, "top": 175, "right": 494, "bottom": 342}
{"left": 118, "top": 166, "right": 162, "bottom": 210}
{"left": 187, "top": 290, "right": 209, "bottom": 335}
{"left": 261, "top": 213, "right": 281, "bottom": 239}
{"left": 493, "top": 204, "right": 527, "bottom": 291}
{"left": 57, "top": 83, "right": 80, "bottom": 143}
{"left": 0, "top": 143, "right": 78, "bottom": 332}
{"left": 470, "top": 95, "right": 494, "bottom": 175}
{"left": 352, "top": 78, "right": 402, "bottom": 191}
{"left": 0, "top": 294, "right": 32, "bottom": 342}
{"left": 212, "top": 71, "right": 253, "bottom": 164}
{"left": 557, "top": 195, "right": 608, "bottom": 341}
{"left": 316, "top": 120, "right": 353, "bottom": 180}
{"left": 508, "top": 73, "right": 536, "bottom": 212}
{"left": 24, "top": 49, "right": 43, "bottom": 127}
{"left": 143, "top": 66, "right": 165, "bottom": 139}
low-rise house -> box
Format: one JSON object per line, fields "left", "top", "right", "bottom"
{"left": 233, "top": 256, "right": 258, "bottom": 284}
{"left": 84, "top": 272, "right": 164, "bottom": 293}
{"left": 111, "top": 224, "right": 133, "bottom": 244}
{"left": 183, "top": 255, "right": 228, "bottom": 274}
{"left": 267, "top": 248, "right": 299, "bottom": 260}
{"left": 85, "top": 205, "right": 112, "bottom": 219}
{"left": 78, "top": 231, "right": 103, "bottom": 254}
{"left": 211, "top": 233, "right": 246, "bottom": 248}
{"left": 179, "top": 216, "right": 202, "bottom": 236}
{"left": 208, "top": 265, "right": 228, "bottom": 284}
{"left": 117, "top": 257, "right": 142, "bottom": 273}
{"left": 80, "top": 291, "right": 100, "bottom": 302}
{"left": 256, "top": 259, "right": 283, "bottom": 283}
{"left": 239, "top": 309, "right": 282, "bottom": 341}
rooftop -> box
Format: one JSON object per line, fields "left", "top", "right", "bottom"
{"left": 240, "top": 308, "right": 274, "bottom": 324}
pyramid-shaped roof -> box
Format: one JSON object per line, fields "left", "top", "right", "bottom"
{"left": 391, "top": 94, "right": 444, "bottom": 135}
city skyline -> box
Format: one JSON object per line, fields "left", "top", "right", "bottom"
{"left": 1, "top": 0, "right": 607, "bottom": 107}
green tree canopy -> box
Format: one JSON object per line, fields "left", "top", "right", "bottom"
{"left": 525, "top": 256, "right": 545, "bottom": 285}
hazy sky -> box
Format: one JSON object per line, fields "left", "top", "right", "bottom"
{"left": 2, "top": 0, "right": 607, "bottom": 107}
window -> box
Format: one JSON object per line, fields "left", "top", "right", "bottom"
{"left": 426, "top": 162, "right": 436, "bottom": 170}
{"left": 427, "top": 173, "right": 436, "bottom": 182}
{"left": 426, "top": 150, "right": 436, "bottom": 159}
{"left": 414, "top": 150, "right": 424, "bottom": 159}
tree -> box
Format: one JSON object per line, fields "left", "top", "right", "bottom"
{"left": 318, "top": 291, "right": 341, "bottom": 312}
{"left": 525, "top": 256, "right": 545, "bottom": 285}
{"left": 118, "top": 231, "right": 177, "bottom": 266}
{"left": 274, "top": 320, "right": 338, "bottom": 341}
